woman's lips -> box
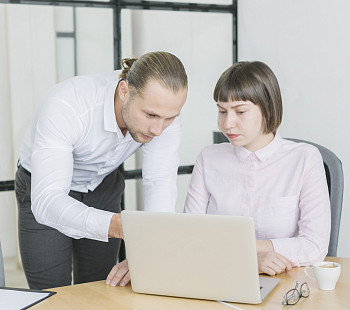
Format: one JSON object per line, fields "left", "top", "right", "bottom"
{"left": 226, "top": 134, "right": 240, "bottom": 139}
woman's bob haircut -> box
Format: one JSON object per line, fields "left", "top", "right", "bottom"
{"left": 213, "top": 61, "right": 282, "bottom": 134}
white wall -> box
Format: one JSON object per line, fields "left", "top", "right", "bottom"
{"left": 238, "top": 0, "right": 349, "bottom": 257}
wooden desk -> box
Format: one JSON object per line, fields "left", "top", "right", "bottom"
{"left": 32, "top": 257, "right": 349, "bottom": 310}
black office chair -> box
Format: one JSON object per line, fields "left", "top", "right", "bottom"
{"left": 0, "top": 241, "right": 5, "bottom": 286}
{"left": 213, "top": 132, "right": 344, "bottom": 257}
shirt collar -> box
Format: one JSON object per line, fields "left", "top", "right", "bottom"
{"left": 235, "top": 131, "right": 282, "bottom": 162}
{"left": 235, "top": 144, "right": 252, "bottom": 161}
{"left": 104, "top": 78, "right": 124, "bottom": 138}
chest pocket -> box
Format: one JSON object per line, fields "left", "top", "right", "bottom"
{"left": 257, "top": 196, "right": 299, "bottom": 239}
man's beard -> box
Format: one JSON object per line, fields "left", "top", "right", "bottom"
{"left": 128, "top": 127, "right": 143, "bottom": 143}
{"left": 121, "top": 101, "right": 153, "bottom": 143}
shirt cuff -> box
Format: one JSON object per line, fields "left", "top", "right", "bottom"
{"left": 85, "top": 208, "right": 115, "bottom": 242}
{"left": 271, "top": 238, "right": 300, "bottom": 266}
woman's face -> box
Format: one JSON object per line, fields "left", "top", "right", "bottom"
{"left": 217, "top": 100, "right": 274, "bottom": 152}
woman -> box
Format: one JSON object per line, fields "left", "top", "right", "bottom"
{"left": 184, "top": 61, "right": 331, "bottom": 276}
{"left": 106, "top": 61, "right": 330, "bottom": 286}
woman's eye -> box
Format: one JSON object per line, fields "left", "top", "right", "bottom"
{"left": 147, "top": 113, "right": 156, "bottom": 117}
{"left": 218, "top": 110, "right": 227, "bottom": 114}
{"left": 237, "top": 111, "right": 246, "bottom": 115}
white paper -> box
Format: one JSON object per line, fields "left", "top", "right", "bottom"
{"left": 0, "top": 288, "right": 51, "bottom": 310}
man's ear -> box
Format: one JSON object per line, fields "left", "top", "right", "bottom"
{"left": 118, "top": 80, "right": 129, "bottom": 102}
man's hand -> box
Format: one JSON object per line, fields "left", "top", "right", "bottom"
{"left": 108, "top": 213, "right": 124, "bottom": 239}
{"left": 106, "top": 259, "right": 130, "bottom": 287}
{"left": 257, "top": 251, "right": 294, "bottom": 276}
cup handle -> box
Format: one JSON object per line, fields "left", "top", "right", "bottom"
{"left": 304, "top": 267, "right": 316, "bottom": 280}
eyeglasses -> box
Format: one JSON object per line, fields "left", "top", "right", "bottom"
{"left": 282, "top": 280, "right": 310, "bottom": 306}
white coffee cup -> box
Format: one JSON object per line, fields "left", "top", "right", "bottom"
{"left": 304, "top": 261, "right": 341, "bottom": 290}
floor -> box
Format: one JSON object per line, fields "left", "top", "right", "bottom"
{"left": 4, "top": 256, "right": 28, "bottom": 288}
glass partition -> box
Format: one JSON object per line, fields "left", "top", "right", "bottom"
{"left": 0, "top": 1, "right": 237, "bottom": 262}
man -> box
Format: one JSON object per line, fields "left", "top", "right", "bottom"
{"left": 15, "top": 51, "right": 188, "bottom": 289}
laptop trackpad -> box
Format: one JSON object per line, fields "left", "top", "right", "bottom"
{"left": 259, "top": 276, "right": 280, "bottom": 301}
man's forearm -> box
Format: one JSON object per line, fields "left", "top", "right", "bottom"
{"left": 108, "top": 213, "right": 124, "bottom": 239}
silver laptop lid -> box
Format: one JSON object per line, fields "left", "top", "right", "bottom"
{"left": 122, "top": 211, "right": 264, "bottom": 303}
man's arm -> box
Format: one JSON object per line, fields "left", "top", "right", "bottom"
{"left": 30, "top": 97, "right": 115, "bottom": 241}
{"left": 141, "top": 116, "right": 182, "bottom": 212}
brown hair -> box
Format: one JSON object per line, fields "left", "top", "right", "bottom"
{"left": 119, "top": 51, "right": 188, "bottom": 97}
{"left": 213, "top": 61, "right": 282, "bottom": 133}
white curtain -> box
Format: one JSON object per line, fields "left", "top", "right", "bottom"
{"left": 0, "top": 4, "right": 57, "bottom": 261}
{"left": 0, "top": 3, "right": 129, "bottom": 261}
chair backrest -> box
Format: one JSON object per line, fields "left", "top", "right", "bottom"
{"left": 213, "top": 132, "right": 344, "bottom": 257}
{"left": 0, "top": 241, "right": 5, "bottom": 286}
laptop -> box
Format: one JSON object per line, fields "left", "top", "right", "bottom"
{"left": 121, "top": 210, "right": 280, "bottom": 304}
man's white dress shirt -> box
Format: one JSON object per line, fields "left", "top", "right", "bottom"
{"left": 184, "top": 133, "right": 331, "bottom": 266}
{"left": 19, "top": 70, "right": 181, "bottom": 242}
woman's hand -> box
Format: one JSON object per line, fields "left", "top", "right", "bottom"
{"left": 257, "top": 251, "right": 294, "bottom": 276}
{"left": 106, "top": 259, "right": 130, "bottom": 287}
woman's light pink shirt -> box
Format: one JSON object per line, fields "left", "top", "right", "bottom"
{"left": 184, "top": 133, "right": 331, "bottom": 266}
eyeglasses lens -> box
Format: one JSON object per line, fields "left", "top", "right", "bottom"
{"left": 300, "top": 282, "right": 310, "bottom": 298}
{"left": 286, "top": 289, "right": 300, "bottom": 305}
